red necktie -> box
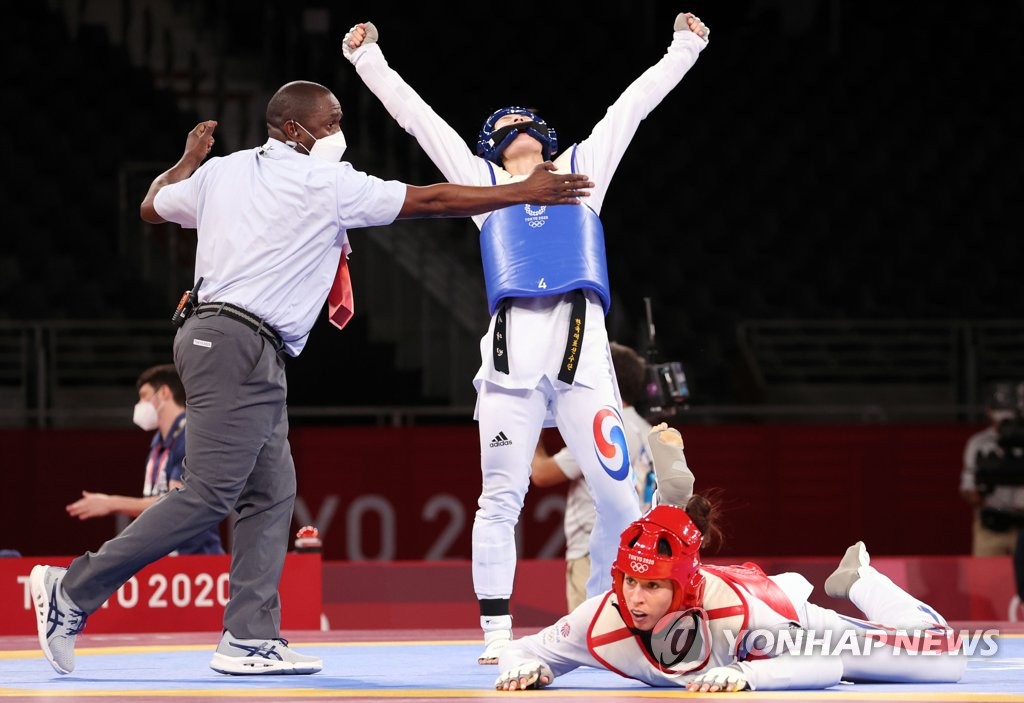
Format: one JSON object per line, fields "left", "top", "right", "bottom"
{"left": 327, "top": 256, "right": 355, "bottom": 330}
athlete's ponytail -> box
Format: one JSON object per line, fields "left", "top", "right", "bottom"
{"left": 685, "top": 491, "right": 724, "bottom": 552}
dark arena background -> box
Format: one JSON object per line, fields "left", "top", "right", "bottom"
{"left": 1, "top": 1, "right": 1022, "bottom": 701}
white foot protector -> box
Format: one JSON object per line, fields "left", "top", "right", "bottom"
{"left": 824, "top": 541, "right": 872, "bottom": 599}
{"left": 478, "top": 629, "right": 512, "bottom": 665}
{"left": 479, "top": 615, "right": 513, "bottom": 665}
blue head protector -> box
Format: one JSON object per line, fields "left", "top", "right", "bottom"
{"left": 476, "top": 106, "right": 558, "bottom": 164}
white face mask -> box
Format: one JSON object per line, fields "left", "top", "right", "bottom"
{"left": 132, "top": 398, "right": 160, "bottom": 431}
{"left": 310, "top": 130, "right": 347, "bottom": 162}
{"left": 291, "top": 121, "right": 347, "bottom": 162}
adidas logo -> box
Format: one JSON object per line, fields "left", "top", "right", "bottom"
{"left": 489, "top": 431, "right": 512, "bottom": 447}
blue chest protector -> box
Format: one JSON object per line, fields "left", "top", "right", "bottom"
{"left": 479, "top": 203, "right": 611, "bottom": 315}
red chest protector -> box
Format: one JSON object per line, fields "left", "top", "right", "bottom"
{"left": 702, "top": 563, "right": 800, "bottom": 622}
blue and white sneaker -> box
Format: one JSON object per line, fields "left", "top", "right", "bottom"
{"left": 29, "top": 565, "right": 88, "bottom": 674}
{"left": 209, "top": 631, "right": 322, "bottom": 674}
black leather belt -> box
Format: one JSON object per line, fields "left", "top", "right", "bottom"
{"left": 195, "top": 302, "right": 284, "bottom": 351}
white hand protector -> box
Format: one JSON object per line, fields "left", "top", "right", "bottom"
{"left": 687, "top": 665, "right": 750, "bottom": 692}
{"left": 674, "top": 12, "right": 710, "bottom": 41}
{"left": 342, "top": 21, "right": 379, "bottom": 61}
{"left": 494, "top": 660, "right": 554, "bottom": 691}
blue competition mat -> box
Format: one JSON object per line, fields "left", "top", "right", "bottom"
{"left": 2, "top": 634, "right": 1023, "bottom": 701}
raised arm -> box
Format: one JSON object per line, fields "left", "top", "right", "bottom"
{"left": 647, "top": 422, "right": 695, "bottom": 507}
{"left": 397, "top": 162, "right": 592, "bottom": 219}
{"left": 140, "top": 120, "right": 218, "bottom": 223}
{"left": 573, "top": 12, "right": 710, "bottom": 213}
{"left": 343, "top": 22, "right": 491, "bottom": 186}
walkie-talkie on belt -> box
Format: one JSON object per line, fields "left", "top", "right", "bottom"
{"left": 171, "top": 276, "right": 204, "bottom": 328}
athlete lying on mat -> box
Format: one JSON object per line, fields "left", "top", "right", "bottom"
{"left": 495, "top": 425, "right": 967, "bottom": 692}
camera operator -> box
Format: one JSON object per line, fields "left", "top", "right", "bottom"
{"left": 961, "top": 381, "right": 1024, "bottom": 599}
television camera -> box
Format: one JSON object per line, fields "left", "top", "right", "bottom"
{"left": 973, "top": 381, "right": 1024, "bottom": 531}
{"left": 639, "top": 298, "right": 690, "bottom": 420}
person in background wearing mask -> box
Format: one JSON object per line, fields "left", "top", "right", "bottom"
{"left": 960, "top": 381, "right": 1024, "bottom": 558}
{"left": 960, "top": 381, "right": 1024, "bottom": 605}
{"left": 65, "top": 364, "right": 224, "bottom": 555}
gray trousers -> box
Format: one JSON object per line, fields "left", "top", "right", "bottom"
{"left": 63, "top": 311, "right": 296, "bottom": 638}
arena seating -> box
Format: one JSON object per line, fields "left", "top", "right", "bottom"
{"left": 3, "top": 2, "right": 1021, "bottom": 409}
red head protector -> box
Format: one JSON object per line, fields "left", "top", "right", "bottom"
{"left": 612, "top": 505, "right": 705, "bottom": 630}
